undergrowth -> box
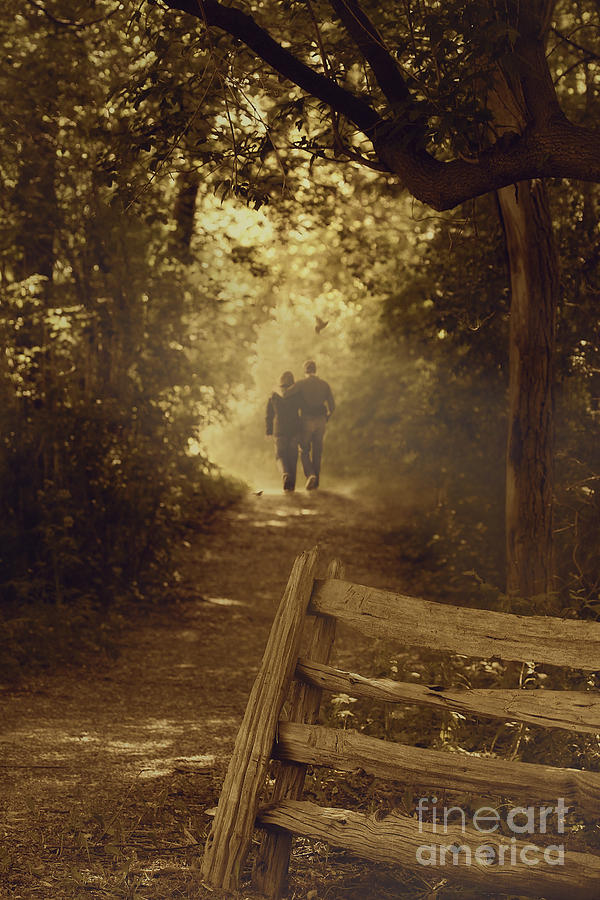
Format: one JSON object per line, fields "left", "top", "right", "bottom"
{"left": 0, "top": 598, "right": 124, "bottom": 682}
{"left": 0, "top": 473, "right": 246, "bottom": 684}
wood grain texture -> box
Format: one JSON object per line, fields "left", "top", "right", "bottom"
{"left": 256, "top": 800, "right": 600, "bottom": 900}
{"left": 253, "top": 560, "right": 344, "bottom": 899}
{"left": 201, "top": 547, "right": 319, "bottom": 892}
{"left": 310, "top": 578, "right": 600, "bottom": 669}
{"left": 295, "top": 658, "right": 600, "bottom": 734}
{"left": 275, "top": 722, "right": 600, "bottom": 818}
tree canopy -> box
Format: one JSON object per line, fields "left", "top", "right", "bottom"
{"left": 156, "top": 0, "right": 600, "bottom": 208}
{"left": 3, "top": 0, "right": 600, "bottom": 618}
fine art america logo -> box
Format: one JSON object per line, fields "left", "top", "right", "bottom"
{"left": 415, "top": 797, "right": 568, "bottom": 867}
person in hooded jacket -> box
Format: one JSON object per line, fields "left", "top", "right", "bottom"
{"left": 265, "top": 370, "right": 301, "bottom": 491}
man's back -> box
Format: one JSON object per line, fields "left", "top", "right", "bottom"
{"left": 298, "top": 374, "right": 335, "bottom": 418}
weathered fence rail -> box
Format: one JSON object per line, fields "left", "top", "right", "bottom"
{"left": 310, "top": 577, "right": 600, "bottom": 669}
{"left": 202, "top": 548, "right": 600, "bottom": 898}
{"left": 256, "top": 800, "right": 600, "bottom": 900}
{"left": 295, "top": 658, "right": 600, "bottom": 734}
{"left": 274, "top": 721, "right": 600, "bottom": 817}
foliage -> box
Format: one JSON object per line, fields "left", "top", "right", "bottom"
{"left": 3, "top": 0, "right": 600, "bottom": 641}
{"left": 369, "top": 179, "right": 600, "bottom": 605}
{"left": 0, "top": 213, "right": 248, "bottom": 605}
{"left": 149, "top": 0, "right": 600, "bottom": 210}
{"left": 198, "top": 156, "right": 600, "bottom": 608}
{"left": 0, "top": 1, "right": 252, "bottom": 635}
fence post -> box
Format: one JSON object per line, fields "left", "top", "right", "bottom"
{"left": 201, "top": 546, "right": 320, "bottom": 892}
{"left": 252, "top": 558, "right": 344, "bottom": 899}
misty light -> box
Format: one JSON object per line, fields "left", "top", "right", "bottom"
{"left": 187, "top": 438, "right": 202, "bottom": 457}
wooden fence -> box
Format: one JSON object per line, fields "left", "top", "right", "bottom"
{"left": 201, "top": 547, "right": 600, "bottom": 898}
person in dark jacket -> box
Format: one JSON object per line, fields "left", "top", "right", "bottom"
{"left": 265, "top": 370, "right": 301, "bottom": 491}
{"left": 297, "top": 359, "right": 335, "bottom": 490}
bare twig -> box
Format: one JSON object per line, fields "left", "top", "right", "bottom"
{"left": 549, "top": 24, "right": 600, "bottom": 59}
{"left": 554, "top": 54, "right": 600, "bottom": 84}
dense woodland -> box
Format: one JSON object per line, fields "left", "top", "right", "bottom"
{"left": 2, "top": 0, "right": 600, "bottom": 648}
{"left": 4, "top": 3, "right": 600, "bottom": 897}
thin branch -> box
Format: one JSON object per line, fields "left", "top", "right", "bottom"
{"left": 125, "top": 64, "right": 219, "bottom": 210}
{"left": 326, "top": 139, "right": 392, "bottom": 172}
{"left": 195, "top": 4, "right": 251, "bottom": 195}
{"left": 303, "top": 0, "right": 344, "bottom": 162}
{"left": 161, "top": 0, "right": 383, "bottom": 138}
{"left": 222, "top": 82, "right": 239, "bottom": 190}
{"left": 549, "top": 24, "right": 600, "bottom": 58}
{"left": 288, "top": 139, "right": 389, "bottom": 173}
{"left": 302, "top": 2, "right": 398, "bottom": 171}
{"left": 554, "top": 54, "right": 600, "bottom": 85}
{"left": 24, "top": 0, "right": 121, "bottom": 29}
{"left": 226, "top": 81, "right": 289, "bottom": 187}
{"left": 305, "top": 0, "right": 336, "bottom": 80}
{"left": 326, "top": 0, "right": 413, "bottom": 108}
{"left": 158, "top": 0, "right": 600, "bottom": 210}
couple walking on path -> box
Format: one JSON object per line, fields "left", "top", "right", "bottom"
{"left": 265, "top": 359, "right": 335, "bottom": 492}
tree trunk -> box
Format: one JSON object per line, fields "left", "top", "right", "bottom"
{"left": 170, "top": 170, "right": 201, "bottom": 261}
{"left": 497, "top": 179, "right": 558, "bottom": 600}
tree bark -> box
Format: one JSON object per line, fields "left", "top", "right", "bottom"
{"left": 498, "top": 179, "right": 558, "bottom": 600}
{"left": 487, "top": 49, "right": 559, "bottom": 602}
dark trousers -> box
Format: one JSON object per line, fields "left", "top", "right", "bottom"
{"left": 300, "top": 415, "right": 327, "bottom": 485}
{"left": 275, "top": 435, "right": 298, "bottom": 490}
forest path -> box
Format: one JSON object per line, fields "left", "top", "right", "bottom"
{"left": 0, "top": 490, "right": 421, "bottom": 899}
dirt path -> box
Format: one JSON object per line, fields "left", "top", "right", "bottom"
{"left": 1, "top": 490, "right": 422, "bottom": 899}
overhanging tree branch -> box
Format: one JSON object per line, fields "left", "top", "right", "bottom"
{"left": 326, "top": 0, "right": 413, "bottom": 108}
{"left": 159, "top": 0, "right": 600, "bottom": 210}
{"left": 161, "top": 0, "right": 383, "bottom": 138}
{"left": 376, "top": 116, "right": 600, "bottom": 209}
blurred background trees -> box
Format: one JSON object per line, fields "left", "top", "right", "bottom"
{"left": 147, "top": 0, "right": 600, "bottom": 609}
{"left": 0, "top": 0, "right": 255, "bottom": 612}
{"left": 2, "top": 0, "right": 600, "bottom": 635}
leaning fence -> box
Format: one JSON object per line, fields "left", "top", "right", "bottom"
{"left": 201, "top": 547, "right": 600, "bottom": 899}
